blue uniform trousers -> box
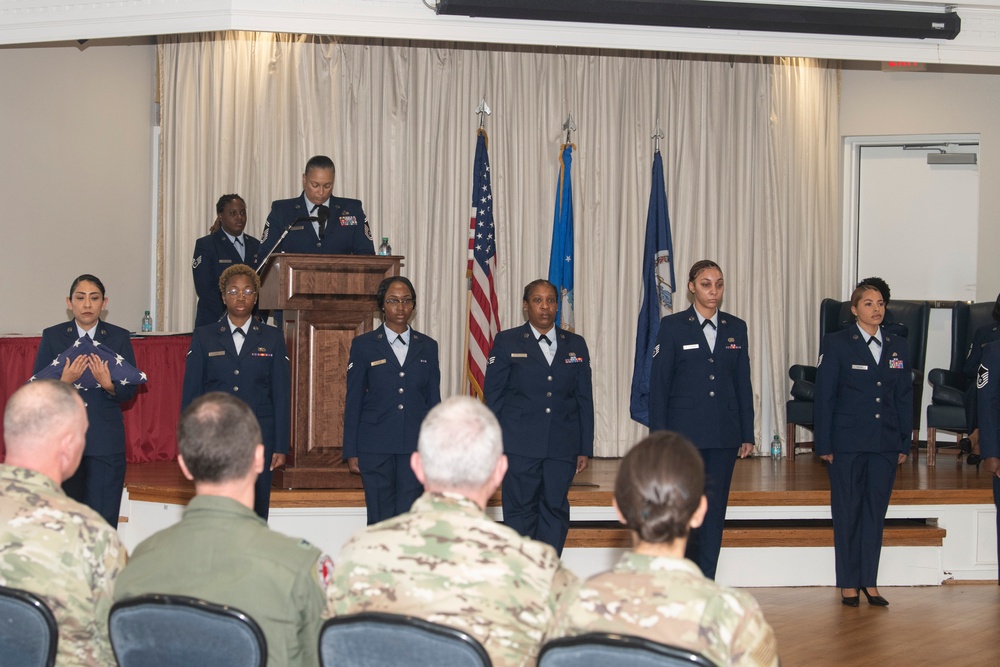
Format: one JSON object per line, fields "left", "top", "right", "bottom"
{"left": 358, "top": 452, "right": 423, "bottom": 525}
{"left": 502, "top": 453, "right": 577, "bottom": 556}
{"left": 685, "top": 447, "right": 738, "bottom": 580}
{"left": 828, "top": 450, "right": 897, "bottom": 588}
{"left": 62, "top": 452, "right": 126, "bottom": 528}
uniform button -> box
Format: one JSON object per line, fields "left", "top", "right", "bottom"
{"left": 545, "top": 408, "right": 551, "bottom": 414}
{"left": 234, "top": 370, "right": 240, "bottom": 376}
{"left": 233, "top": 386, "right": 239, "bottom": 392}
{"left": 316, "top": 242, "right": 322, "bottom": 247}
{"left": 547, "top": 376, "right": 553, "bottom": 381}
{"left": 398, "top": 404, "right": 404, "bottom": 410}
{"left": 398, "top": 388, "right": 404, "bottom": 394}
{"left": 875, "top": 397, "right": 881, "bottom": 403}
{"left": 708, "top": 358, "right": 715, "bottom": 364}
{"left": 875, "top": 413, "right": 880, "bottom": 419}
{"left": 546, "top": 392, "right": 552, "bottom": 397}
{"left": 709, "top": 374, "right": 715, "bottom": 380}
{"left": 709, "top": 391, "right": 715, "bottom": 397}
{"left": 876, "top": 381, "right": 882, "bottom": 387}
{"left": 399, "top": 372, "right": 405, "bottom": 378}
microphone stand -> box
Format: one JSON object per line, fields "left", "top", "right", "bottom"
{"left": 254, "top": 216, "right": 317, "bottom": 276}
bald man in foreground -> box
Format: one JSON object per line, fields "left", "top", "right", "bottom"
{"left": 0, "top": 379, "right": 127, "bottom": 666}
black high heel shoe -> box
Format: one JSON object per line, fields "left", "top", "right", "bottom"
{"left": 861, "top": 588, "right": 889, "bottom": 606}
{"left": 967, "top": 453, "right": 982, "bottom": 469}
{"left": 959, "top": 437, "right": 973, "bottom": 455}
{"left": 841, "top": 589, "right": 860, "bottom": 607}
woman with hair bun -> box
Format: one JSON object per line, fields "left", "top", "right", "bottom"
{"left": 552, "top": 432, "right": 778, "bottom": 667}
{"left": 648, "top": 259, "right": 755, "bottom": 580}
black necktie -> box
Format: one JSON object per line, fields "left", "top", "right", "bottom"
{"left": 233, "top": 236, "right": 244, "bottom": 259}
{"left": 396, "top": 335, "right": 406, "bottom": 346}
{"left": 702, "top": 319, "right": 716, "bottom": 330}
{"left": 868, "top": 336, "right": 881, "bottom": 347}
{"left": 315, "top": 204, "right": 329, "bottom": 240}
{"left": 234, "top": 327, "right": 245, "bottom": 338}
{"left": 539, "top": 334, "right": 551, "bottom": 345}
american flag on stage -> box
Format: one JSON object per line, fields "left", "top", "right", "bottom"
{"left": 466, "top": 129, "right": 501, "bottom": 400}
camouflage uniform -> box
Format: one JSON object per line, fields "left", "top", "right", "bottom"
{"left": 114, "top": 495, "right": 335, "bottom": 667}
{"left": 330, "top": 491, "right": 577, "bottom": 667}
{"left": 552, "top": 552, "right": 778, "bottom": 667}
{"left": 0, "top": 464, "right": 126, "bottom": 667}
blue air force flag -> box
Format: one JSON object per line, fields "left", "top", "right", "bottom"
{"left": 548, "top": 143, "right": 575, "bottom": 331}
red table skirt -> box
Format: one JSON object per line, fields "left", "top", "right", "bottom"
{"left": 0, "top": 334, "right": 191, "bottom": 463}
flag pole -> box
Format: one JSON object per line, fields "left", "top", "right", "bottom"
{"left": 463, "top": 97, "right": 491, "bottom": 397}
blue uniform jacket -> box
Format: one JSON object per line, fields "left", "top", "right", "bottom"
{"left": 34, "top": 320, "right": 138, "bottom": 457}
{"left": 255, "top": 194, "right": 375, "bottom": 264}
{"left": 342, "top": 327, "right": 441, "bottom": 459}
{"left": 977, "top": 340, "right": 1000, "bottom": 460}
{"left": 963, "top": 322, "right": 1000, "bottom": 379}
{"left": 192, "top": 229, "right": 260, "bottom": 328}
{"left": 181, "top": 320, "right": 291, "bottom": 456}
{"left": 483, "top": 323, "right": 594, "bottom": 459}
{"left": 814, "top": 327, "right": 912, "bottom": 456}
{"left": 648, "top": 306, "right": 754, "bottom": 449}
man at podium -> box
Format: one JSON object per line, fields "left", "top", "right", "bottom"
{"left": 255, "top": 154, "right": 375, "bottom": 263}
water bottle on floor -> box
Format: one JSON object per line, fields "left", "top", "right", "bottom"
{"left": 771, "top": 433, "right": 782, "bottom": 460}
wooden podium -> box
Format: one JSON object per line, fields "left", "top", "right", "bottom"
{"left": 258, "top": 253, "right": 401, "bottom": 489}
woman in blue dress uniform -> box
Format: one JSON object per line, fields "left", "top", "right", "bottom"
{"left": 181, "top": 264, "right": 290, "bottom": 519}
{"left": 484, "top": 279, "right": 595, "bottom": 555}
{"left": 343, "top": 276, "right": 441, "bottom": 524}
{"left": 815, "top": 283, "right": 911, "bottom": 607}
{"left": 648, "top": 260, "right": 754, "bottom": 580}
{"left": 34, "top": 274, "right": 138, "bottom": 527}
{"left": 975, "top": 339, "right": 1000, "bottom": 575}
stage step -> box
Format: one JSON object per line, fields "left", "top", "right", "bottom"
{"left": 565, "top": 521, "right": 946, "bottom": 549}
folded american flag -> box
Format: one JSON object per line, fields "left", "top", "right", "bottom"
{"left": 30, "top": 335, "right": 148, "bottom": 390}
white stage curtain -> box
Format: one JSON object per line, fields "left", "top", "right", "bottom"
{"left": 158, "top": 34, "right": 839, "bottom": 456}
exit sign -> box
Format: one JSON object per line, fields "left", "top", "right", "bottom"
{"left": 882, "top": 61, "right": 927, "bottom": 71}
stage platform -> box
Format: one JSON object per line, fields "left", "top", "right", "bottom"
{"left": 118, "top": 452, "right": 998, "bottom": 587}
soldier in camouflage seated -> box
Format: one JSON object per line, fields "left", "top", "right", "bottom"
{"left": 552, "top": 431, "right": 779, "bottom": 667}
{"left": 0, "top": 380, "right": 127, "bottom": 666}
{"left": 330, "top": 396, "right": 577, "bottom": 667}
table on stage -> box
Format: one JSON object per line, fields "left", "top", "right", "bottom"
{"left": 0, "top": 334, "right": 190, "bottom": 463}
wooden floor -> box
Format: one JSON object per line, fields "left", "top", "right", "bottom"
{"left": 752, "top": 583, "right": 1000, "bottom": 666}
{"left": 125, "top": 448, "right": 997, "bottom": 508}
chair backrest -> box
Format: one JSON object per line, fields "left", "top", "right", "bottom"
{"left": 109, "top": 594, "right": 266, "bottom": 667}
{"left": 819, "top": 297, "right": 930, "bottom": 372}
{"left": 538, "top": 633, "right": 720, "bottom": 667}
{"left": 0, "top": 585, "right": 58, "bottom": 667}
{"left": 948, "top": 301, "right": 998, "bottom": 372}
{"left": 320, "top": 612, "right": 492, "bottom": 667}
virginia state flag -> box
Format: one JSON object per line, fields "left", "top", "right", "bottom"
{"left": 630, "top": 149, "right": 676, "bottom": 426}
{"left": 548, "top": 143, "right": 575, "bottom": 331}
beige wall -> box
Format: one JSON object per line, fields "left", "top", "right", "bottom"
{"left": 0, "top": 39, "right": 155, "bottom": 335}
{"left": 840, "top": 65, "right": 1000, "bottom": 302}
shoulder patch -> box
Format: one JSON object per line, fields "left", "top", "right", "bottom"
{"left": 652, "top": 343, "right": 659, "bottom": 358}
{"left": 978, "top": 363, "right": 989, "bottom": 389}
{"left": 192, "top": 255, "right": 202, "bottom": 269}
{"left": 317, "top": 554, "right": 334, "bottom": 588}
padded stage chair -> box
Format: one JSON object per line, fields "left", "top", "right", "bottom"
{"left": 109, "top": 594, "right": 266, "bottom": 667}
{"left": 787, "top": 297, "right": 930, "bottom": 457}
{"left": 538, "top": 632, "right": 719, "bottom": 667}
{"left": 0, "top": 585, "right": 58, "bottom": 667}
{"left": 925, "top": 301, "right": 997, "bottom": 465}
{"left": 320, "top": 612, "right": 492, "bottom": 667}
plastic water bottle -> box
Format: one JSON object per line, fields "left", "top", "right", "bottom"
{"left": 377, "top": 237, "right": 391, "bottom": 256}
{"left": 141, "top": 311, "right": 153, "bottom": 333}
{"left": 771, "top": 434, "right": 782, "bottom": 460}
